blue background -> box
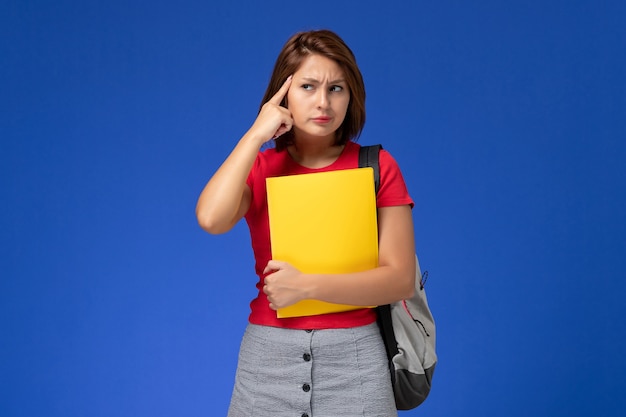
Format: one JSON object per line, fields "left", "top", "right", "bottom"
{"left": 2, "top": 0, "right": 625, "bottom": 416}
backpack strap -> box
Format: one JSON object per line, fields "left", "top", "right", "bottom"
{"left": 358, "top": 144, "right": 401, "bottom": 361}
{"left": 358, "top": 144, "right": 382, "bottom": 194}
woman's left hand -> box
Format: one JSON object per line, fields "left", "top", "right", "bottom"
{"left": 262, "top": 260, "right": 306, "bottom": 310}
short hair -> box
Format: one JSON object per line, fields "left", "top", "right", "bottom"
{"left": 260, "top": 29, "right": 366, "bottom": 151}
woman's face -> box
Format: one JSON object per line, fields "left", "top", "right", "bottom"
{"left": 287, "top": 54, "right": 350, "bottom": 142}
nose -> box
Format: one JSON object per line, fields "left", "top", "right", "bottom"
{"left": 316, "top": 89, "right": 330, "bottom": 109}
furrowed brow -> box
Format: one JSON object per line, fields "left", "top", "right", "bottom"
{"left": 301, "top": 77, "right": 346, "bottom": 84}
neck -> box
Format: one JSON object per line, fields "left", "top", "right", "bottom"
{"left": 288, "top": 136, "right": 345, "bottom": 169}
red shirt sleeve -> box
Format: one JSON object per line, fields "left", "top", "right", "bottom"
{"left": 377, "top": 149, "right": 414, "bottom": 208}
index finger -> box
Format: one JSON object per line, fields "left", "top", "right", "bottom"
{"left": 263, "top": 259, "right": 285, "bottom": 275}
{"left": 268, "top": 75, "right": 293, "bottom": 105}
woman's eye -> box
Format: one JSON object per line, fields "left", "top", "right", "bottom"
{"left": 302, "top": 84, "right": 314, "bottom": 90}
{"left": 330, "top": 85, "right": 343, "bottom": 92}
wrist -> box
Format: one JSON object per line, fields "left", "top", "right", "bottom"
{"left": 243, "top": 125, "right": 273, "bottom": 148}
{"left": 299, "top": 273, "right": 318, "bottom": 300}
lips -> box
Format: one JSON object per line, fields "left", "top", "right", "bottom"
{"left": 312, "top": 116, "right": 332, "bottom": 123}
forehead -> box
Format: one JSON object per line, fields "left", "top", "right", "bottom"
{"left": 294, "top": 54, "right": 345, "bottom": 80}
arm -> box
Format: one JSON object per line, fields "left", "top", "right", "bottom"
{"left": 196, "top": 76, "right": 293, "bottom": 234}
{"left": 263, "top": 204, "right": 416, "bottom": 308}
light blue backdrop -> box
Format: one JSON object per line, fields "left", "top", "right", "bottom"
{"left": 2, "top": 0, "right": 625, "bottom": 416}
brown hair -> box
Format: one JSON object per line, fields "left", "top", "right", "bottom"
{"left": 260, "top": 29, "right": 366, "bottom": 151}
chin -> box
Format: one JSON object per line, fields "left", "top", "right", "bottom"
{"left": 308, "top": 124, "right": 342, "bottom": 137}
{"left": 294, "top": 127, "right": 338, "bottom": 141}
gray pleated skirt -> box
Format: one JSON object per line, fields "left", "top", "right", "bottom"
{"left": 227, "top": 322, "right": 397, "bottom": 417}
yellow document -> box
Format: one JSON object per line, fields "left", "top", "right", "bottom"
{"left": 266, "top": 167, "right": 378, "bottom": 318}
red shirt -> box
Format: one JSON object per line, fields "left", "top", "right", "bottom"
{"left": 245, "top": 141, "right": 414, "bottom": 329}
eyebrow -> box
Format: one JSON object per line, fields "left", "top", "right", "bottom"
{"left": 300, "top": 77, "right": 346, "bottom": 84}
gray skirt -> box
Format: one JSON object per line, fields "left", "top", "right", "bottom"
{"left": 227, "top": 322, "right": 397, "bottom": 417}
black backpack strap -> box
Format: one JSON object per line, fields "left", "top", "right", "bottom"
{"left": 358, "top": 144, "right": 382, "bottom": 194}
{"left": 358, "top": 144, "right": 400, "bottom": 363}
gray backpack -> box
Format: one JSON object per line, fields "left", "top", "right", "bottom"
{"left": 359, "top": 145, "right": 437, "bottom": 410}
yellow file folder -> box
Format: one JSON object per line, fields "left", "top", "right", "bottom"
{"left": 266, "top": 167, "right": 379, "bottom": 318}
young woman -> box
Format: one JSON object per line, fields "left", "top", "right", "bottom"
{"left": 196, "top": 29, "right": 416, "bottom": 417}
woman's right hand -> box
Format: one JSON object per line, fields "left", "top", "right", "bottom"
{"left": 249, "top": 75, "right": 293, "bottom": 142}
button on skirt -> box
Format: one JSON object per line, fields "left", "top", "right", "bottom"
{"left": 227, "top": 322, "right": 397, "bottom": 417}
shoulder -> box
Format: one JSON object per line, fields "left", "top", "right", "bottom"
{"left": 251, "top": 147, "right": 288, "bottom": 173}
{"left": 375, "top": 145, "right": 414, "bottom": 208}
{"left": 247, "top": 146, "right": 293, "bottom": 187}
{"left": 257, "top": 146, "right": 281, "bottom": 164}
{"left": 379, "top": 147, "right": 400, "bottom": 168}
{"left": 355, "top": 143, "right": 402, "bottom": 172}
